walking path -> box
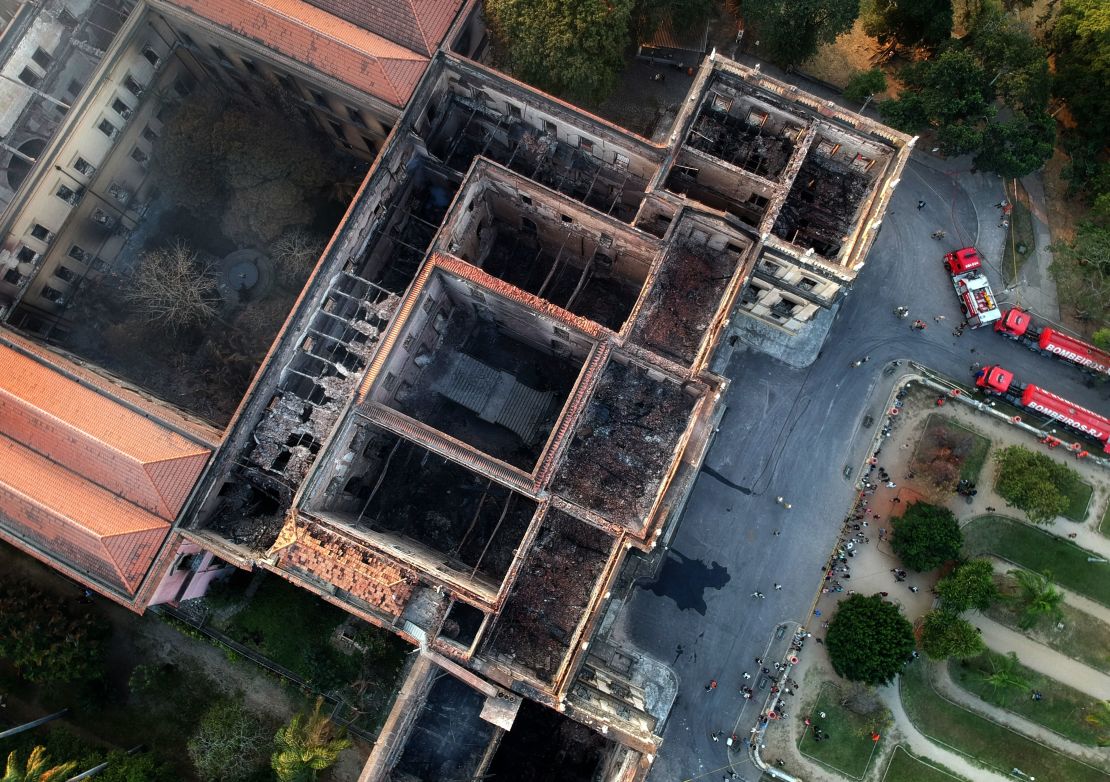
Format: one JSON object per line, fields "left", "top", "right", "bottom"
{"left": 931, "top": 659, "right": 1110, "bottom": 768}
{"left": 876, "top": 682, "right": 1012, "bottom": 782}
{"left": 969, "top": 614, "right": 1110, "bottom": 700}
{"left": 986, "top": 556, "right": 1110, "bottom": 624}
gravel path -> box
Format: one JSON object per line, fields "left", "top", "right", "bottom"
{"left": 968, "top": 614, "right": 1110, "bottom": 699}
{"left": 876, "top": 682, "right": 1013, "bottom": 782}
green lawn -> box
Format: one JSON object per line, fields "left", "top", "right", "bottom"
{"left": 1064, "top": 480, "right": 1094, "bottom": 522}
{"left": 796, "top": 683, "right": 885, "bottom": 779}
{"left": 985, "top": 573, "right": 1110, "bottom": 675}
{"left": 881, "top": 745, "right": 969, "bottom": 782}
{"left": 1100, "top": 500, "right": 1110, "bottom": 539}
{"left": 899, "top": 661, "right": 1109, "bottom": 781}
{"left": 949, "top": 652, "right": 1106, "bottom": 745}
{"left": 962, "top": 516, "right": 1110, "bottom": 606}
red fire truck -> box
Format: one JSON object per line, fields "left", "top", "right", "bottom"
{"left": 994, "top": 307, "right": 1110, "bottom": 377}
{"left": 944, "top": 247, "right": 1001, "bottom": 328}
{"left": 974, "top": 365, "right": 1110, "bottom": 453}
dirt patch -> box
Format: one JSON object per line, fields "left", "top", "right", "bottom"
{"left": 800, "top": 21, "right": 887, "bottom": 91}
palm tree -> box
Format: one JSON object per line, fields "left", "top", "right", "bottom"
{"left": 271, "top": 697, "right": 352, "bottom": 782}
{"left": 2, "top": 747, "right": 77, "bottom": 782}
{"left": 979, "top": 652, "right": 1031, "bottom": 704}
{"left": 1008, "top": 568, "right": 1065, "bottom": 629}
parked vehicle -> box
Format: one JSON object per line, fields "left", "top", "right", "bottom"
{"left": 944, "top": 247, "right": 1001, "bottom": 328}
{"left": 994, "top": 307, "right": 1110, "bottom": 377}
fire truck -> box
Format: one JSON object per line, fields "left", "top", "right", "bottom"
{"left": 944, "top": 247, "right": 1001, "bottom": 328}
{"left": 994, "top": 307, "right": 1110, "bottom": 377}
{"left": 974, "top": 364, "right": 1110, "bottom": 453}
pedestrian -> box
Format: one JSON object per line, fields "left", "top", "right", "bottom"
{"left": 743, "top": 671, "right": 752, "bottom": 679}
{"left": 886, "top": 481, "right": 897, "bottom": 488}
{"left": 784, "top": 503, "right": 792, "bottom": 509}
{"left": 880, "top": 591, "right": 889, "bottom": 597}
{"left": 706, "top": 679, "right": 718, "bottom": 692}
{"left": 753, "top": 591, "right": 765, "bottom": 599}
{"left": 755, "top": 657, "right": 763, "bottom": 665}
{"left": 772, "top": 530, "right": 781, "bottom": 536}
{"left": 917, "top": 200, "right": 926, "bottom": 209}
{"left": 774, "top": 583, "right": 783, "bottom": 590}
{"left": 892, "top": 498, "right": 901, "bottom": 504}
{"left": 712, "top": 731, "right": 721, "bottom": 742}
{"left": 815, "top": 637, "right": 823, "bottom": 644}
{"left": 986, "top": 506, "right": 996, "bottom": 512}
{"left": 909, "top": 586, "right": 920, "bottom": 593}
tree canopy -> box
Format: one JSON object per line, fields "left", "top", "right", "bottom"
{"left": 993, "top": 446, "right": 1081, "bottom": 523}
{"left": 843, "top": 68, "right": 887, "bottom": 104}
{"left": 1051, "top": 212, "right": 1110, "bottom": 328}
{"left": 0, "top": 581, "right": 105, "bottom": 685}
{"left": 486, "top": 0, "right": 635, "bottom": 103}
{"left": 2, "top": 748, "right": 76, "bottom": 782}
{"left": 861, "top": 0, "right": 953, "bottom": 51}
{"left": 891, "top": 502, "right": 963, "bottom": 572}
{"left": 272, "top": 697, "right": 352, "bottom": 782}
{"left": 187, "top": 701, "right": 269, "bottom": 782}
{"left": 741, "top": 0, "right": 860, "bottom": 68}
{"left": 920, "top": 609, "right": 986, "bottom": 660}
{"left": 935, "top": 559, "right": 998, "bottom": 612}
{"left": 1052, "top": 0, "right": 1110, "bottom": 163}
{"left": 826, "top": 594, "right": 915, "bottom": 685}
{"left": 1010, "top": 568, "right": 1065, "bottom": 629}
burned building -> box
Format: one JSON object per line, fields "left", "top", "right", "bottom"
{"left": 0, "top": 1, "right": 910, "bottom": 778}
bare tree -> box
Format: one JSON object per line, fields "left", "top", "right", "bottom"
{"left": 124, "top": 241, "right": 221, "bottom": 333}
{"left": 271, "top": 229, "right": 325, "bottom": 288}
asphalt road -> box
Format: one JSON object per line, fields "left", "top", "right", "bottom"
{"left": 613, "top": 151, "right": 1110, "bottom": 782}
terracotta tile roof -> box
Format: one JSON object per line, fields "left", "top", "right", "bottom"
{"left": 164, "top": 0, "right": 430, "bottom": 106}
{"left": 0, "top": 331, "right": 216, "bottom": 598}
{"left": 0, "top": 436, "right": 171, "bottom": 593}
{"left": 303, "top": 0, "right": 465, "bottom": 56}
{"left": 0, "top": 342, "right": 213, "bottom": 519}
{"left": 270, "top": 516, "right": 414, "bottom": 616}
{"left": 0, "top": 330, "right": 222, "bottom": 447}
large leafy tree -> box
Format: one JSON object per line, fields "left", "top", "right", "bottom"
{"left": 992, "top": 446, "right": 1079, "bottom": 523}
{"left": 827, "top": 594, "right": 915, "bottom": 685}
{"left": 936, "top": 559, "right": 998, "bottom": 612}
{"left": 974, "top": 112, "right": 1056, "bottom": 179}
{"left": 1009, "top": 569, "right": 1065, "bottom": 629}
{"left": 920, "top": 610, "right": 985, "bottom": 660}
{"left": 891, "top": 502, "right": 963, "bottom": 572}
{"left": 843, "top": 68, "right": 887, "bottom": 104}
{"left": 741, "top": 0, "right": 861, "bottom": 68}
{"left": 272, "top": 697, "right": 352, "bottom": 782}
{"left": 2, "top": 748, "right": 76, "bottom": 782}
{"left": 187, "top": 701, "right": 269, "bottom": 782}
{"left": 1051, "top": 217, "right": 1110, "bottom": 328}
{"left": 1052, "top": 0, "right": 1110, "bottom": 165}
{"left": 879, "top": 50, "right": 991, "bottom": 155}
{"left": 861, "top": 0, "right": 953, "bottom": 51}
{"left": 486, "top": 0, "right": 635, "bottom": 103}
{"left": 0, "top": 581, "right": 105, "bottom": 684}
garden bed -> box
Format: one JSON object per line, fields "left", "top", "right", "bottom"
{"left": 796, "top": 683, "right": 886, "bottom": 779}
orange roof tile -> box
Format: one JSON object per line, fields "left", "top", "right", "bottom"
{"left": 272, "top": 517, "right": 414, "bottom": 616}
{"left": 0, "top": 436, "right": 171, "bottom": 593}
{"left": 165, "top": 0, "right": 430, "bottom": 106}
{"left": 303, "top": 0, "right": 465, "bottom": 56}
{"left": 0, "top": 342, "right": 212, "bottom": 519}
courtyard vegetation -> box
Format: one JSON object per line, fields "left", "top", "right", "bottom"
{"left": 910, "top": 416, "right": 991, "bottom": 497}
{"left": 891, "top": 502, "right": 963, "bottom": 572}
{"left": 62, "top": 86, "right": 358, "bottom": 423}
{"left": 881, "top": 745, "right": 968, "bottom": 782}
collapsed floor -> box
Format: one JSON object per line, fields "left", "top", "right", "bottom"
{"left": 483, "top": 510, "right": 612, "bottom": 683}
{"left": 477, "top": 225, "right": 643, "bottom": 332}
{"left": 772, "top": 153, "right": 873, "bottom": 258}
{"left": 391, "top": 671, "right": 495, "bottom": 782}
{"left": 428, "top": 97, "right": 648, "bottom": 222}
{"left": 327, "top": 428, "right": 537, "bottom": 582}
{"left": 632, "top": 243, "right": 739, "bottom": 365}
{"left": 552, "top": 359, "right": 695, "bottom": 531}
{"left": 388, "top": 312, "right": 581, "bottom": 470}
{"left": 486, "top": 699, "right": 615, "bottom": 782}
{"left": 685, "top": 105, "right": 797, "bottom": 181}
